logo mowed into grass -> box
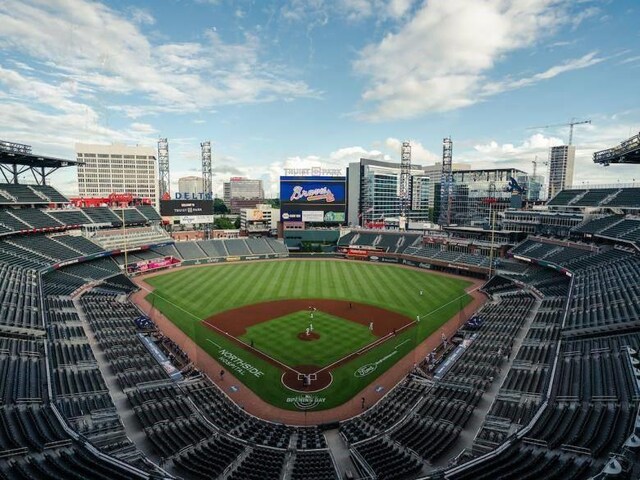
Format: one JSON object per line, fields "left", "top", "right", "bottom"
{"left": 239, "top": 310, "right": 377, "bottom": 368}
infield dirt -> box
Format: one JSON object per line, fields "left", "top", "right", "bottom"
{"left": 201, "top": 298, "right": 414, "bottom": 390}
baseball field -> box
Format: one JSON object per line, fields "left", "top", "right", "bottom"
{"left": 143, "top": 259, "right": 473, "bottom": 411}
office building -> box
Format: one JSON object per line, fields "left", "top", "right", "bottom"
{"left": 547, "top": 145, "right": 575, "bottom": 199}
{"left": 76, "top": 143, "right": 158, "bottom": 206}
{"left": 223, "top": 177, "right": 264, "bottom": 213}
{"left": 240, "top": 204, "right": 279, "bottom": 234}
{"left": 177, "top": 176, "right": 203, "bottom": 196}
{"left": 347, "top": 159, "right": 431, "bottom": 227}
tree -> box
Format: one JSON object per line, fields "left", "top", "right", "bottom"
{"left": 213, "top": 198, "right": 230, "bottom": 214}
{"left": 266, "top": 198, "right": 280, "bottom": 208}
{"left": 214, "top": 216, "right": 234, "bottom": 230}
{"left": 234, "top": 216, "right": 241, "bottom": 229}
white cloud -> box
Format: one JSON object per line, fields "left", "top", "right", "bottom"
{"left": 354, "top": 0, "right": 603, "bottom": 120}
{"left": 464, "top": 122, "right": 640, "bottom": 187}
{"left": 383, "top": 137, "right": 440, "bottom": 164}
{"left": 128, "top": 6, "right": 155, "bottom": 25}
{"left": 263, "top": 139, "right": 442, "bottom": 196}
{"left": 281, "top": 0, "right": 415, "bottom": 24}
{"left": 387, "top": 0, "right": 413, "bottom": 18}
{"left": 481, "top": 52, "right": 604, "bottom": 96}
{"left": 620, "top": 55, "right": 640, "bottom": 65}
{"left": 0, "top": 0, "right": 315, "bottom": 118}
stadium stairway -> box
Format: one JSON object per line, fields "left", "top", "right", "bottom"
{"left": 431, "top": 294, "right": 543, "bottom": 469}
{"left": 70, "top": 295, "right": 176, "bottom": 477}
{"left": 324, "top": 428, "right": 359, "bottom": 478}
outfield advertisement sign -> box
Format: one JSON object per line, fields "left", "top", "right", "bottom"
{"left": 160, "top": 200, "right": 214, "bottom": 216}
{"left": 280, "top": 177, "right": 346, "bottom": 204}
{"left": 178, "top": 215, "right": 214, "bottom": 224}
{"left": 302, "top": 210, "right": 324, "bottom": 222}
{"left": 280, "top": 176, "right": 346, "bottom": 223}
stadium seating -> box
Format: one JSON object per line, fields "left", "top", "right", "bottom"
{"left": 31, "top": 184, "right": 69, "bottom": 203}
{"left": 52, "top": 234, "right": 107, "bottom": 255}
{"left": 81, "top": 206, "right": 121, "bottom": 224}
{"left": 573, "top": 214, "right": 624, "bottom": 235}
{"left": 547, "top": 189, "right": 586, "bottom": 206}
{"left": 0, "top": 183, "right": 50, "bottom": 204}
{"left": 135, "top": 205, "right": 161, "bottom": 221}
{"left": 47, "top": 208, "right": 93, "bottom": 226}
{"left": 548, "top": 186, "right": 640, "bottom": 209}
{"left": 196, "top": 239, "right": 228, "bottom": 257}
{"left": 0, "top": 209, "right": 30, "bottom": 232}
{"left": 10, "top": 208, "right": 63, "bottom": 229}
{"left": 1, "top": 188, "right": 640, "bottom": 479}
{"left": 88, "top": 226, "right": 171, "bottom": 250}
{"left": 174, "top": 241, "right": 208, "bottom": 259}
{"left": 223, "top": 238, "right": 251, "bottom": 256}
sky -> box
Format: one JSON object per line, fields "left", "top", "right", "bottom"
{"left": 0, "top": 0, "right": 639, "bottom": 198}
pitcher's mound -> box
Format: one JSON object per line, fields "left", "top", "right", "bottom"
{"left": 297, "top": 331, "right": 320, "bottom": 341}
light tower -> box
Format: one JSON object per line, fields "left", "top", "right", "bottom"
{"left": 400, "top": 141, "right": 411, "bottom": 220}
{"left": 439, "top": 137, "right": 453, "bottom": 226}
{"left": 201, "top": 141, "right": 212, "bottom": 199}
{"left": 157, "top": 138, "right": 170, "bottom": 199}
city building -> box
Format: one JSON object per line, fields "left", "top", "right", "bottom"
{"left": 347, "top": 159, "right": 479, "bottom": 228}
{"left": 177, "top": 176, "right": 203, "bottom": 197}
{"left": 442, "top": 168, "right": 528, "bottom": 227}
{"left": 547, "top": 145, "right": 575, "bottom": 199}
{"left": 223, "top": 177, "right": 264, "bottom": 213}
{"left": 240, "top": 204, "right": 279, "bottom": 234}
{"left": 76, "top": 143, "right": 158, "bottom": 206}
{"left": 516, "top": 172, "right": 544, "bottom": 202}
{"left": 348, "top": 159, "right": 449, "bottom": 227}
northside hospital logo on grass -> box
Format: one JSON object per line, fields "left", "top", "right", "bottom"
{"left": 212, "top": 343, "right": 264, "bottom": 378}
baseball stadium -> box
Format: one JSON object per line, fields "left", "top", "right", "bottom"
{"left": 134, "top": 259, "right": 481, "bottom": 413}
{"left": 0, "top": 134, "right": 639, "bottom": 480}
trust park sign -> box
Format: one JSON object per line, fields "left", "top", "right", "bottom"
{"left": 283, "top": 166, "right": 343, "bottom": 176}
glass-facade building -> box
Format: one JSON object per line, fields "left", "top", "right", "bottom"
{"left": 442, "top": 168, "right": 527, "bottom": 227}
{"left": 347, "top": 159, "right": 430, "bottom": 227}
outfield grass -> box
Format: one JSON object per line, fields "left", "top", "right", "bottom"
{"left": 145, "top": 260, "right": 473, "bottom": 410}
{"left": 239, "top": 311, "right": 377, "bottom": 367}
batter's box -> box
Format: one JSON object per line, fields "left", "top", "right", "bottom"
{"left": 298, "top": 373, "right": 318, "bottom": 381}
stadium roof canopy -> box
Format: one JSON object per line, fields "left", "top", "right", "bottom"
{"left": 0, "top": 139, "right": 80, "bottom": 185}
{"left": 593, "top": 132, "right": 640, "bottom": 165}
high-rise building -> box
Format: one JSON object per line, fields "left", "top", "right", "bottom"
{"left": 547, "top": 145, "right": 575, "bottom": 199}
{"left": 223, "top": 177, "right": 264, "bottom": 213}
{"left": 347, "top": 159, "right": 431, "bottom": 226}
{"left": 446, "top": 168, "right": 527, "bottom": 226}
{"left": 76, "top": 143, "right": 158, "bottom": 205}
{"left": 177, "top": 176, "right": 203, "bottom": 196}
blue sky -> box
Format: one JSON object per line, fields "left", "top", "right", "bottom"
{"left": 0, "top": 0, "right": 639, "bottom": 197}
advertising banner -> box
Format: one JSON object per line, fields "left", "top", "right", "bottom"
{"left": 160, "top": 200, "right": 214, "bottom": 216}
{"left": 247, "top": 209, "right": 265, "bottom": 221}
{"left": 324, "top": 211, "right": 345, "bottom": 222}
{"left": 179, "top": 215, "right": 214, "bottom": 224}
{"left": 281, "top": 210, "right": 302, "bottom": 221}
{"left": 302, "top": 210, "right": 325, "bottom": 222}
{"left": 280, "top": 177, "right": 346, "bottom": 204}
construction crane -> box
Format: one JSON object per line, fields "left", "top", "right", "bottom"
{"left": 531, "top": 155, "right": 548, "bottom": 178}
{"left": 527, "top": 118, "right": 591, "bottom": 145}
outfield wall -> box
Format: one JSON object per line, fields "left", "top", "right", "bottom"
{"left": 338, "top": 249, "right": 489, "bottom": 279}
{"left": 180, "top": 252, "right": 288, "bottom": 266}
